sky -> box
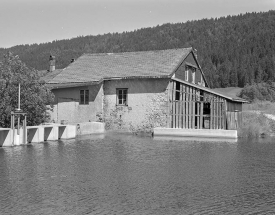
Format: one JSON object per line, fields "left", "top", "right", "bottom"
{"left": 0, "top": 0, "right": 274, "bottom": 48}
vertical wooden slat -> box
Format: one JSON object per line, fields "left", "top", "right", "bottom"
{"left": 183, "top": 85, "right": 186, "bottom": 128}
{"left": 192, "top": 88, "right": 195, "bottom": 129}
{"left": 210, "top": 98, "right": 213, "bottom": 129}
{"left": 168, "top": 81, "right": 172, "bottom": 128}
{"left": 179, "top": 84, "right": 183, "bottom": 128}
{"left": 200, "top": 101, "right": 203, "bottom": 129}
{"left": 224, "top": 100, "right": 227, "bottom": 129}
{"left": 175, "top": 101, "right": 179, "bottom": 128}
{"left": 188, "top": 86, "right": 192, "bottom": 129}
{"left": 172, "top": 81, "right": 176, "bottom": 128}
{"left": 214, "top": 97, "right": 217, "bottom": 129}
{"left": 217, "top": 97, "right": 221, "bottom": 129}
{"left": 221, "top": 99, "right": 223, "bottom": 129}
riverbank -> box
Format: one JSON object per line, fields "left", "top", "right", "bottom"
{"left": 238, "top": 101, "right": 275, "bottom": 138}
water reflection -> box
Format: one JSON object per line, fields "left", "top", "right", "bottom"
{"left": 1, "top": 134, "right": 275, "bottom": 214}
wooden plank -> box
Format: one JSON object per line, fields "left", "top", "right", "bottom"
{"left": 221, "top": 100, "right": 223, "bottom": 129}
{"left": 189, "top": 86, "right": 191, "bottom": 128}
{"left": 192, "top": 88, "right": 195, "bottom": 129}
{"left": 188, "top": 87, "right": 192, "bottom": 128}
{"left": 183, "top": 85, "right": 186, "bottom": 128}
{"left": 175, "top": 101, "right": 179, "bottom": 128}
{"left": 224, "top": 100, "right": 227, "bottom": 129}
{"left": 172, "top": 81, "right": 176, "bottom": 128}
{"left": 179, "top": 84, "right": 183, "bottom": 128}
{"left": 167, "top": 81, "right": 172, "bottom": 128}
{"left": 217, "top": 97, "right": 221, "bottom": 129}
{"left": 200, "top": 101, "right": 203, "bottom": 129}
{"left": 213, "top": 96, "right": 217, "bottom": 129}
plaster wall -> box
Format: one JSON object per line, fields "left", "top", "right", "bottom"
{"left": 103, "top": 78, "right": 169, "bottom": 133}
{"left": 48, "top": 84, "right": 103, "bottom": 124}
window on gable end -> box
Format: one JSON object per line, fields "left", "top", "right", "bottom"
{"left": 192, "top": 67, "right": 196, "bottom": 84}
{"left": 185, "top": 65, "right": 189, "bottom": 81}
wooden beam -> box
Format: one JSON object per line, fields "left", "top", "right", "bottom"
{"left": 179, "top": 83, "right": 183, "bottom": 128}
{"left": 183, "top": 85, "right": 186, "bottom": 128}
{"left": 172, "top": 81, "right": 176, "bottom": 128}
{"left": 193, "top": 88, "right": 196, "bottom": 129}
{"left": 168, "top": 81, "right": 172, "bottom": 128}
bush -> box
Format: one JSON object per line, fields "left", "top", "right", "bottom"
{"left": 238, "top": 112, "right": 274, "bottom": 138}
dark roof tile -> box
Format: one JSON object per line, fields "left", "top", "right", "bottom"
{"left": 48, "top": 48, "right": 192, "bottom": 84}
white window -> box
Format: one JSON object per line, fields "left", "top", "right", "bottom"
{"left": 116, "top": 88, "right": 128, "bottom": 106}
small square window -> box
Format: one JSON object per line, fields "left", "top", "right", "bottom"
{"left": 117, "top": 88, "right": 128, "bottom": 106}
{"left": 80, "top": 89, "right": 89, "bottom": 104}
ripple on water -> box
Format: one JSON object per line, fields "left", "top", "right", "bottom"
{"left": 1, "top": 135, "right": 275, "bottom": 214}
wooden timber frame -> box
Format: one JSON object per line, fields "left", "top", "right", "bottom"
{"left": 167, "top": 80, "right": 229, "bottom": 130}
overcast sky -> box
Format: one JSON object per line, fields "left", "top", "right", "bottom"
{"left": 0, "top": 0, "right": 274, "bottom": 48}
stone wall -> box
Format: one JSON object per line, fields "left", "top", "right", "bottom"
{"left": 48, "top": 84, "right": 103, "bottom": 124}
{"left": 103, "top": 78, "right": 169, "bottom": 133}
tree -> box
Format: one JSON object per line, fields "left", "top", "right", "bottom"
{"left": 0, "top": 52, "right": 54, "bottom": 127}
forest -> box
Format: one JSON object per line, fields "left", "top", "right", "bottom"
{"left": 0, "top": 10, "right": 274, "bottom": 89}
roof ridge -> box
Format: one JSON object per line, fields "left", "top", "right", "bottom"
{"left": 81, "top": 47, "right": 193, "bottom": 57}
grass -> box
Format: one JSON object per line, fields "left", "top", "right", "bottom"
{"left": 238, "top": 101, "right": 275, "bottom": 138}
{"left": 243, "top": 100, "right": 275, "bottom": 115}
{"left": 213, "top": 86, "right": 275, "bottom": 138}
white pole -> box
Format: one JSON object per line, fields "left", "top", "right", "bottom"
{"left": 18, "top": 83, "right": 20, "bottom": 110}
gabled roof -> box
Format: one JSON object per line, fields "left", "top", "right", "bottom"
{"left": 40, "top": 69, "right": 63, "bottom": 83}
{"left": 48, "top": 48, "right": 193, "bottom": 84}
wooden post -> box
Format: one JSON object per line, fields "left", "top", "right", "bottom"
{"left": 200, "top": 101, "right": 203, "bottom": 129}
{"left": 192, "top": 87, "right": 196, "bottom": 129}
{"left": 217, "top": 97, "right": 221, "bottom": 129}
{"left": 210, "top": 99, "right": 212, "bottom": 129}
{"left": 173, "top": 81, "right": 176, "bottom": 128}
{"left": 168, "top": 81, "right": 172, "bottom": 128}
{"left": 167, "top": 81, "right": 171, "bottom": 128}
{"left": 183, "top": 85, "right": 186, "bottom": 128}
{"left": 188, "top": 87, "right": 192, "bottom": 128}
{"left": 179, "top": 84, "right": 183, "bottom": 128}
{"left": 23, "top": 115, "right": 26, "bottom": 144}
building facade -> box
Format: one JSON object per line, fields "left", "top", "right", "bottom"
{"left": 45, "top": 48, "right": 245, "bottom": 132}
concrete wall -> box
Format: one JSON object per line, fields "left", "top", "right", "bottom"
{"left": 48, "top": 84, "right": 103, "bottom": 124}
{"left": 76, "top": 122, "right": 105, "bottom": 135}
{"left": 103, "top": 78, "right": 169, "bottom": 133}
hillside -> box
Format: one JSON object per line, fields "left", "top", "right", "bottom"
{"left": 0, "top": 10, "right": 275, "bottom": 88}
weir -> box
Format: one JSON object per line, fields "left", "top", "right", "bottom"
{"left": 0, "top": 124, "right": 76, "bottom": 147}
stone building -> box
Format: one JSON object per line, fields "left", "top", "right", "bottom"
{"left": 44, "top": 48, "right": 245, "bottom": 132}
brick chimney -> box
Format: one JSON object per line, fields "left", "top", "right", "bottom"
{"left": 49, "top": 55, "right": 55, "bottom": 72}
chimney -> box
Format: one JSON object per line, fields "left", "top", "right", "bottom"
{"left": 49, "top": 55, "right": 55, "bottom": 72}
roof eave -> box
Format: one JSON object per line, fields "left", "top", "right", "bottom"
{"left": 171, "top": 77, "right": 247, "bottom": 103}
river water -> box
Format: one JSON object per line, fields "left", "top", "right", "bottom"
{"left": 1, "top": 134, "right": 275, "bottom": 215}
